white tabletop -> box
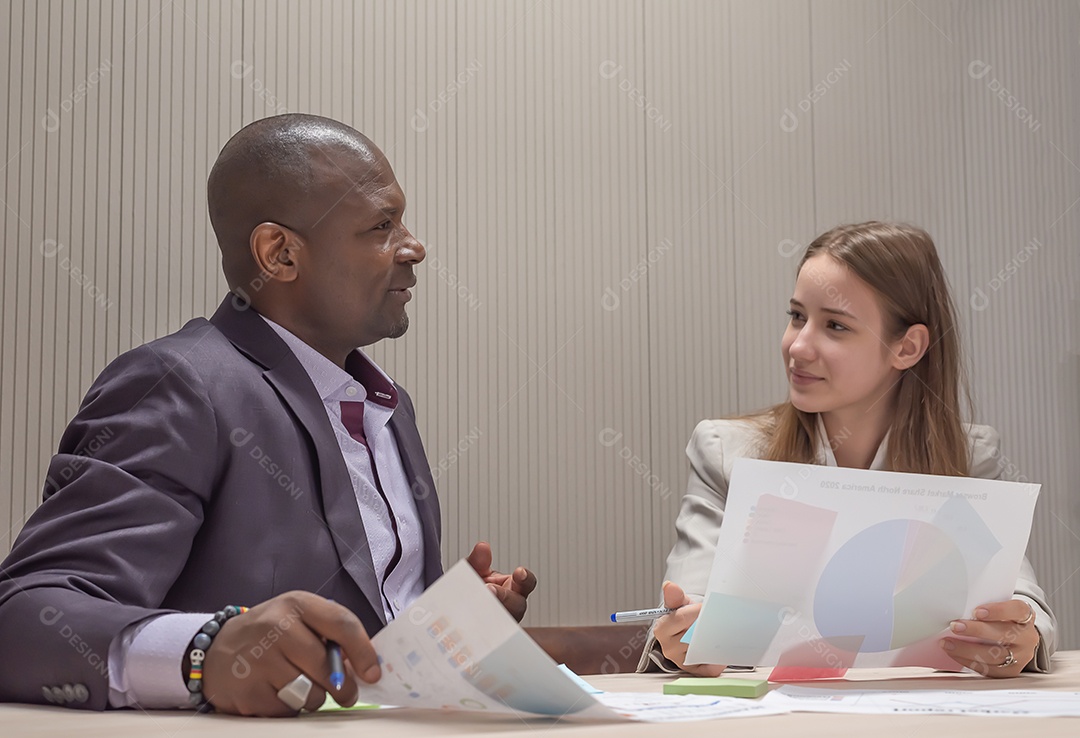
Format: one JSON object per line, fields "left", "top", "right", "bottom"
{"left": 5, "top": 651, "right": 1080, "bottom": 737}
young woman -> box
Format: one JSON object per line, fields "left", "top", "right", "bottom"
{"left": 639, "top": 222, "right": 1056, "bottom": 677}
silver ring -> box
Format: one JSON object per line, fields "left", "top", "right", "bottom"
{"left": 276, "top": 673, "right": 313, "bottom": 711}
{"left": 998, "top": 648, "right": 1017, "bottom": 669}
{"left": 1018, "top": 603, "right": 1035, "bottom": 626}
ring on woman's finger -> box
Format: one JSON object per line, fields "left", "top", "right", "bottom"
{"left": 1018, "top": 603, "right": 1035, "bottom": 626}
{"left": 997, "top": 648, "right": 1017, "bottom": 669}
{"left": 276, "top": 673, "right": 313, "bottom": 711}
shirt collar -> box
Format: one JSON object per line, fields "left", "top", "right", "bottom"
{"left": 344, "top": 351, "right": 398, "bottom": 409}
{"left": 260, "top": 316, "right": 397, "bottom": 408}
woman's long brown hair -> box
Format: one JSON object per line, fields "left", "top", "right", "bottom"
{"left": 749, "top": 222, "right": 972, "bottom": 476}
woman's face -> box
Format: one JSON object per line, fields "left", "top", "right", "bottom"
{"left": 781, "top": 254, "right": 905, "bottom": 419}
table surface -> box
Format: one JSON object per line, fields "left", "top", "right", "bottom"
{"left": 5, "top": 651, "right": 1080, "bottom": 737}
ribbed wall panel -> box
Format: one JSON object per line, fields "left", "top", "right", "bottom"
{"left": 729, "top": 0, "right": 816, "bottom": 415}
{"left": 642, "top": 0, "right": 739, "bottom": 601}
{"left": 959, "top": 0, "right": 1080, "bottom": 650}
{"left": 1, "top": 1, "right": 1077, "bottom": 647}
{"left": 811, "top": 1, "right": 895, "bottom": 223}
{"left": 884, "top": 0, "right": 969, "bottom": 289}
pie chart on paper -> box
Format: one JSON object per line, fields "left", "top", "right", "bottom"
{"left": 813, "top": 519, "right": 968, "bottom": 652}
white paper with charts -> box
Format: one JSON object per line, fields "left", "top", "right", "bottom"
{"left": 762, "top": 685, "right": 1080, "bottom": 717}
{"left": 684, "top": 458, "right": 1040, "bottom": 671}
{"left": 355, "top": 560, "right": 786, "bottom": 722}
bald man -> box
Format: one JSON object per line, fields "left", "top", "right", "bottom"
{"left": 0, "top": 114, "right": 535, "bottom": 716}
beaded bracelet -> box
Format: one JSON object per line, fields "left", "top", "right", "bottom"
{"left": 184, "top": 605, "right": 249, "bottom": 710}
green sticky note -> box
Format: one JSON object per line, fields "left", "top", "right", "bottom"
{"left": 315, "top": 693, "right": 382, "bottom": 712}
{"left": 663, "top": 677, "right": 769, "bottom": 699}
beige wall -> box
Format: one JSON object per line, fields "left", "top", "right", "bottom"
{"left": 2, "top": 0, "right": 1078, "bottom": 645}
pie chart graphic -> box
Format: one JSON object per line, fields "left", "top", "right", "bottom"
{"left": 813, "top": 519, "right": 968, "bottom": 652}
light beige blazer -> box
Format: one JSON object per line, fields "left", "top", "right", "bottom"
{"left": 638, "top": 417, "right": 1057, "bottom": 673}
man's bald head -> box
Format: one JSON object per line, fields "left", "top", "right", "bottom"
{"left": 207, "top": 114, "right": 382, "bottom": 288}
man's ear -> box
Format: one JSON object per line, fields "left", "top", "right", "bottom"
{"left": 891, "top": 323, "right": 930, "bottom": 370}
{"left": 250, "top": 222, "right": 302, "bottom": 283}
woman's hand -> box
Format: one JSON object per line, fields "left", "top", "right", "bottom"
{"left": 652, "top": 581, "right": 726, "bottom": 677}
{"left": 940, "top": 599, "right": 1039, "bottom": 677}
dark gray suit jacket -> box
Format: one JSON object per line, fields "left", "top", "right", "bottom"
{"left": 0, "top": 295, "right": 443, "bottom": 709}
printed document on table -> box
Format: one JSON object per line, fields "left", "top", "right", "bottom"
{"left": 762, "top": 685, "right": 1080, "bottom": 717}
{"left": 685, "top": 459, "right": 1040, "bottom": 671}
{"left": 355, "top": 560, "right": 785, "bottom": 722}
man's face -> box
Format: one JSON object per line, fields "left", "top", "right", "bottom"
{"left": 292, "top": 147, "right": 425, "bottom": 352}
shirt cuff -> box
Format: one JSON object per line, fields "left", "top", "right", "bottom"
{"left": 1013, "top": 595, "right": 1053, "bottom": 673}
{"left": 108, "top": 612, "right": 213, "bottom": 709}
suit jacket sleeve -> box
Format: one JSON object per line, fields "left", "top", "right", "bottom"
{"left": 0, "top": 340, "right": 221, "bottom": 709}
{"left": 968, "top": 424, "right": 1057, "bottom": 672}
{"left": 637, "top": 419, "right": 745, "bottom": 673}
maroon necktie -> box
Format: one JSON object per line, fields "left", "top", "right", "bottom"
{"left": 339, "top": 401, "right": 369, "bottom": 446}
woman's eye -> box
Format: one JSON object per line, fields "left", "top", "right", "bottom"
{"left": 374, "top": 221, "right": 393, "bottom": 231}
{"left": 828, "top": 320, "right": 849, "bottom": 332}
{"left": 786, "top": 309, "right": 805, "bottom": 323}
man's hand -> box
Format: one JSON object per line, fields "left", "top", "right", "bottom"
{"left": 202, "top": 592, "right": 381, "bottom": 716}
{"left": 466, "top": 541, "right": 537, "bottom": 622}
{"left": 653, "top": 581, "right": 725, "bottom": 677}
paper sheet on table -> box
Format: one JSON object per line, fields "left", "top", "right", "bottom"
{"left": 763, "top": 685, "right": 1080, "bottom": 717}
{"left": 552, "top": 665, "right": 787, "bottom": 720}
{"left": 685, "top": 459, "right": 1040, "bottom": 671}
{"left": 558, "top": 664, "right": 603, "bottom": 694}
{"left": 356, "top": 560, "right": 785, "bottom": 722}
{"left": 595, "top": 692, "right": 788, "bottom": 721}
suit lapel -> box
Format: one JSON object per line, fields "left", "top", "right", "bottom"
{"left": 388, "top": 396, "right": 443, "bottom": 587}
{"left": 210, "top": 297, "right": 386, "bottom": 624}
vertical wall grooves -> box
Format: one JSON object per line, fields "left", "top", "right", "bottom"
{"left": 1, "top": 1, "right": 1077, "bottom": 646}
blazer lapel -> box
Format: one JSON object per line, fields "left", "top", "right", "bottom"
{"left": 210, "top": 296, "right": 386, "bottom": 624}
{"left": 388, "top": 398, "right": 444, "bottom": 587}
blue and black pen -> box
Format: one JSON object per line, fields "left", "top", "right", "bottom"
{"left": 609, "top": 606, "right": 678, "bottom": 623}
{"left": 328, "top": 640, "right": 345, "bottom": 691}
